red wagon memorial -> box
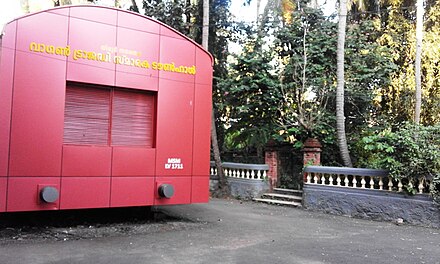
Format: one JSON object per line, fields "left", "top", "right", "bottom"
{"left": 0, "top": 5, "right": 213, "bottom": 212}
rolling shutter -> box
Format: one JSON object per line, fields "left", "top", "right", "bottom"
{"left": 111, "top": 89, "right": 155, "bottom": 147}
{"left": 63, "top": 85, "right": 110, "bottom": 145}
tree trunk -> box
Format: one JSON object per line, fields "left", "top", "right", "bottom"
{"left": 414, "top": 0, "right": 423, "bottom": 124}
{"left": 130, "top": 0, "right": 140, "bottom": 13}
{"left": 256, "top": 0, "right": 261, "bottom": 24}
{"left": 211, "top": 111, "right": 228, "bottom": 196}
{"left": 202, "top": 0, "right": 228, "bottom": 195}
{"left": 202, "top": 0, "right": 209, "bottom": 49}
{"left": 336, "top": 0, "right": 353, "bottom": 167}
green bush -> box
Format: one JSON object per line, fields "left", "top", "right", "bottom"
{"left": 355, "top": 123, "right": 440, "bottom": 202}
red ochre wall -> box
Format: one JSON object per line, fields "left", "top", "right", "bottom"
{"left": 0, "top": 5, "right": 213, "bottom": 212}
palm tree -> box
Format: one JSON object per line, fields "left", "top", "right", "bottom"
{"left": 202, "top": 0, "right": 209, "bottom": 49}
{"left": 336, "top": 0, "right": 382, "bottom": 167}
{"left": 336, "top": 0, "right": 353, "bottom": 167}
{"left": 414, "top": 0, "right": 424, "bottom": 124}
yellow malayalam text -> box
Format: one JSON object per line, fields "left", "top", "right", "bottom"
{"left": 29, "top": 42, "right": 196, "bottom": 75}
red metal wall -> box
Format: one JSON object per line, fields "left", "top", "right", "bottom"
{"left": 0, "top": 5, "right": 212, "bottom": 212}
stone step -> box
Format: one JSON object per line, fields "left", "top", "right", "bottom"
{"left": 273, "top": 188, "right": 303, "bottom": 196}
{"left": 261, "top": 193, "right": 302, "bottom": 202}
{"left": 253, "top": 198, "right": 302, "bottom": 207}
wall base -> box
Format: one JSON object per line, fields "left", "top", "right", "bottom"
{"left": 303, "top": 184, "right": 440, "bottom": 228}
{"left": 210, "top": 176, "right": 269, "bottom": 200}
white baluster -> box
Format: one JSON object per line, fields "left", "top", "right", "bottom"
{"left": 398, "top": 179, "right": 403, "bottom": 192}
{"left": 418, "top": 178, "right": 424, "bottom": 194}
{"left": 263, "top": 170, "right": 267, "bottom": 179}
{"left": 251, "top": 170, "right": 255, "bottom": 179}
{"left": 361, "top": 176, "right": 366, "bottom": 188}
{"left": 379, "top": 177, "right": 383, "bottom": 190}
{"left": 344, "top": 175, "right": 349, "bottom": 187}
{"left": 329, "top": 175, "right": 334, "bottom": 186}
{"left": 369, "top": 177, "right": 375, "bottom": 189}
{"left": 336, "top": 175, "right": 341, "bottom": 186}
{"left": 313, "top": 173, "right": 318, "bottom": 184}
{"left": 232, "top": 169, "right": 237, "bottom": 178}
{"left": 321, "top": 174, "right": 326, "bottom": 185}
{"left": 306, "top": 173, "right": 312, "bottom": 184}
{"left": 257, "top": 170, "right": 261, "bottom": 180}
{"left": 388, "top": 177, "right": 393, "bottom": 191}
{"left": 352, "top": 176, "right": 357, "bottom": 188}
{"left": 241, "top": 170, "right": 245, "bottom": 179}
{"left": 246, "top": 170, "right": 250, "bottom": 179}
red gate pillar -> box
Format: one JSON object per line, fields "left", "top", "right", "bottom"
{"left": 265, "top": 149, "right": 279, "bottom": 190}
{"left": 301, "top": 138, "right": 322, "bottom": 182}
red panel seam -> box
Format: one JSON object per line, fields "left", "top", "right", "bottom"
{"left": 113, "top": 11, "right": 118, "bottom": 87}
{"left": 59, "top": 7, "right": 72, "bottom": 209}
{"left": 190, "top": 46, "right": 197, "bottom": 203}
{"left": 5, "top": 21, "right": 19, "bottom": 211}
{"left": 109, "top": 88, "right": 115, "bottom": 207}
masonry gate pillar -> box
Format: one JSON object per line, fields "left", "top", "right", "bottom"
{"left": 301, "top": 138, "right": 322, "bottom": 182}
{"left": 265, "top": 149, "right": 279, "bottom": 190}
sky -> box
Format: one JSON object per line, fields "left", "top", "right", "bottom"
{"left": 0, "top": 0, "right": 23, "bottom": 31}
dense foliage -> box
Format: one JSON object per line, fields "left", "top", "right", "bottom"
{"left": 219, "top": 29, "right": 282, "bottom": 155}
{"left": 376, "top": 0, "right": 440, "bottom": 124}
{"left": 218, "top": 4, "right": 399, "bottom": 163}
{"left": 355, "top": 123, "right": 440, "bottom": 200}
{"left": 143, "top": 0, "right": 196, "bottom": 37}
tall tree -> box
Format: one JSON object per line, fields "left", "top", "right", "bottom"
{"left": 275, "top": 5, "right": 337, "bottom": 141}
{"left": 336, "top": 0, "right": 353, "bottom": 167}
{"left": 203, "top": 0, "right": 228, "bottom": 194}
{"left": 375, "top": 0, "right": 440, "bottom": 125}
{"left": 220, "top": 36, "right": 282, "bottom": 157}
{"left": 202, "top": 0, "right": 209, "bottom": 49}
{"left": 414, "top": 0, "right": 424, "bottom": 124}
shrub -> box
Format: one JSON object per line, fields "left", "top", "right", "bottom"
{"left": 355, "top": 123, "right": 440, "bottom": 202}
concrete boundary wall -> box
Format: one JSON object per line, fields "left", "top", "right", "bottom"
{"left": 210, "top": 176, "right": 269, "bottom": 200}
{"left": 303, "top": 184, "right": 440, "bottom": 228}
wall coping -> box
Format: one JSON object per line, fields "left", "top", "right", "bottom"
{"left": 210, "top": 161, "right": 269, "bottom": 171}
{"left": 304, "top": 165, "right": 389, "bottom": 177}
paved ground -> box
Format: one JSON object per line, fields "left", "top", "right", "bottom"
{"left": 0, "top": 198, "right": 439, "bottom": 264}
